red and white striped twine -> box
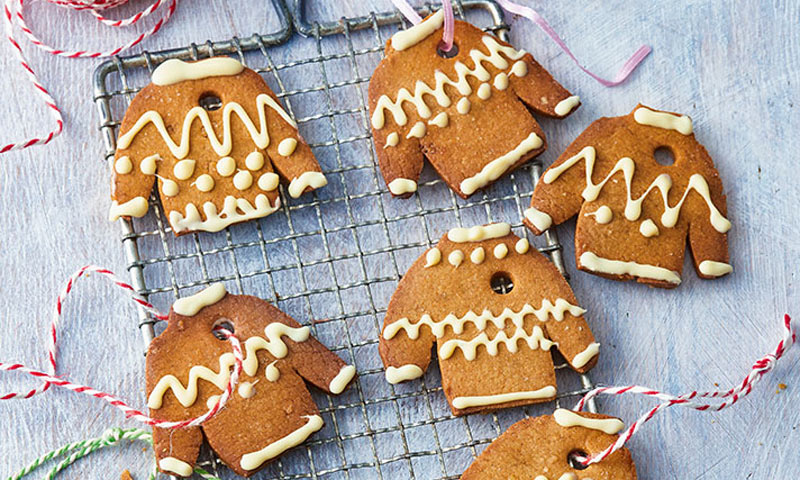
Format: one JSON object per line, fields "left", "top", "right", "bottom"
{"left": 0, "top": 264, "right": 243, "bottom": 429}
{"left": 572, "top": 314, "right": 795, "bottom": 466}
{"left": 1, "top": 0, "right": 177, "bottom": 153}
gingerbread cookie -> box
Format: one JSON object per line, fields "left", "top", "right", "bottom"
{"left": 524, "top": 104, "right": 731, "bottom": 288}
{"left": 146, "top": 283, "right": 356, "bottom": 477}
{"left": 379, "top": 223, "right": 598, "bottom": 415}
{"left": 461, "top": 409, "right": 637, "bottom": 480}
{"left": 368, "top": 11, "right": 579, "bottom": 199}
{"left": 109, "top": 57, "right": 327, "bottom": 235}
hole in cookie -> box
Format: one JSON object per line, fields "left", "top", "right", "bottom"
{"left": 199, "top": 93, "right": 223, "bottom": 111}
{"left": 567, "top": 449, "right": 590, "bottom": 470}
{"left": 212, "top": 319, "right": 235, "bottom": 340}
{"left": 490, "top": 272, "right": 514, "bottom": 294}
{"left": 654, "top": 146, "right": 675, "bottom": 166}
{"left": 437, "top": 42, "right": 459, "bottom": 58}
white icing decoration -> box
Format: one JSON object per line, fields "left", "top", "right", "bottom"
{"left": 553, "top": 408, "right": 624, "bottom": 434}
{"left": 639, "top": 218, "right": 660, "bottom": 237}
{"left": 140, "top": 154, "right": 159, "bottom": 175}
{"left": 238, "top": 381, "right": 255, "bottom": 399}
{"left": 371, "top": 36, "right": 526, "bottom": 129}
{"left": 515, "top": 238, "right": 530, "bottom": 254}
{"left": 477, "top": 83, "right": 492, "bottom": 100}
{"left": 148, "top": 322, "right": 310, "bottom": 409}
{"left": 233, "top": 170, "right": 253, "bottom": 191}
{"left": 173, "top": 159, "right": 196, "bottom": 180}
{"left": 173, "top": 283, "right": 227, "bottom": 317}
{"left": 456, "top": 97, "right": 471, "bottom": 114}
{"left": 493, "top": 243, "right": 508, "bottom": 259}
{"left": 438, "top": 325, "right": 555, "bottom": 361}
{"left": 406, "top": 121, "right": 426, "bottom": 139}
{"left": 554, "top": 95, "right": 580, "bottom": 116}
{"left": 383, "top": 299, "right": 585, "bottom": 341}
{"left": 245, "top": 151, "right": 265, "bottom": 170}
{"left": 240, "top": 415, "right": 323, "bottom": 471}
{"left": 257, "top": 172, "right": 280, "bottom": 192}
{"left": 390, "top": 10, "right": 444, "bottom": 51}
{"left": 699, "top": 260, "right": 733, "bottom": 277}
{"left": 460, "top": 132, "right": 543, "bottom": 195}
{"left": 109, "top": 197, "right": 148, "bottom": 221}
{"left": 634, "top": 106, "right": 693, "bottom": 135}
{"left": 385, "top": 364, "right": 424, "bottom": 384}
{"left": 168, "top": 194, "right": 280, "bottom": 234}
{"left": 152, "top": 57, "right": 244, "bottom": 86}
{"left": 265, "top": 361, "right": 280, "bottom": 382}
{"left": 424, "top": 248, "right": 441, "bottom": 268}
{"left": 585, "top": 205, "right": 613, "bottom": 224}
{"left": 288, "top": 171, "right": 327, "bottom": 198}
{"left": 278, "top": 138, "right": 298, "bottom": 156}
{"left": 524, "top": 207, "right": 553, "bottom": 232}
{"left": 114, "top": 156, "right": 132, "bottom": 174}
{"left": 470, "top": 247, "right": 485, "bottom": 264}
{"left": 385, "top": 132, "right": 400, "bottom": 147}
{"left": 206, "top": 394, "right": 220, "bottom": 410}
{"left": 161, "top": 179, "right": 179, "bottom": 197}
{"left": 452, "top": 385, "right": 556, "bottom": 409}
{"left": 572, "top": 342, "right": 600, "bottom": 368}
{"left": 579, "top": 251, "right": 681, "bottom": 285}
{"left": 493, "top": 72, "right": 509, "bottom": 90}
{"left": 448, "top": 250, "right": 465, "bottom": 267}
{"left": 510, "top": 60, "right": 528, "bottom": 77}
{"left": 118, "top": 94, "right": 297, "bottom": 159}
{"left": 428, "top": 112, "right": 449, "bottom": 128}
{"left": 159, "top": 457, "right": 193, "bottom": 477}
{"left": 329, "top": 365, "right": 356, "bottom": 394}
{"left": 448, "top": 223, "right": 510, "bottom": 243}
{"left": 544, "top": 146, "right": 731, "bottom": 234}
{"left": 216, "top": 157, "right": 236, "bottom": 177}
{"left": 195, "top": 174, "right": 215, "bottom": 192}
{"left": 388, "top": 178, "right": 418, "bottom": 195}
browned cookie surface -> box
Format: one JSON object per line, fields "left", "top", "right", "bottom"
{"left": 369, "top": 11, "right": 579, "bottom": 199}
{"left": 525, "top": 104, "right": 731, "bottom": 288}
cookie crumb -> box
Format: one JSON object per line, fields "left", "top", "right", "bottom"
{"left": 121, "top": 470, "right": 133, "bottom": 480}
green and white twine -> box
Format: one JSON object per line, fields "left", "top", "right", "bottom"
{"left": 6, "top": 427, "right": 221, "bottom": 480}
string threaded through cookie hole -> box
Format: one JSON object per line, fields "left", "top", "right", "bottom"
{"left": 199, "top": 93, "right": 223, "bottom": 111}
{"left": 437, "top": 42, "right": 459, "bottom": 58}
{"left": 567, "top": 449, "right": 590, "bottom": 470}
{"left": 490, "top": 272, "right": 514, "bottom": 294}
{"left": 212, "top": 319, "right": 235, "bottom": 340}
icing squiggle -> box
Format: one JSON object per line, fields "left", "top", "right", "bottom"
{"left": 543, "top": 146, "right": 731, "bottom": 234}
{"left": 438, "top": 325, "right": 555, "bottom": 361}
{"left": 168, "top": 194, "right": 280, "bottom": 234}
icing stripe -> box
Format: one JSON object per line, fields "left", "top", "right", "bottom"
{"left": 158, "top": 457, "right": 193, "bottom": 476}
{"left": 385, "top": 364, "right": 424, "bottom": 384}
{"left": 452, "top": 385, "right": 556, "bottom": 409}
{"left": 240, "top": 415, "right": 324, "bottom": 471}
{"left": 168, "top": 194, "right": 281, "bottom": 234}
{"left": 288, "top": 171, "right": 327, "bottom": 198}
{"left": 390, "top": 10, "right": 444, "bottom": 51}
{"left": 553, "top": 408, "right": 624, "bottom": 434}
{"left": 572, "top": 342, "right": 600, "bottom": 368}
{"left": 579, "top": 251, "right": 681, "bottom": 285}
{"left": 438, "top": 325, "right": 555, "bottom": 361}
{"left": 447, "top": 223, "right": 510, "bottom": 243}
{"left": 388, "top": 178, "right": 418, "bottom": 195}
{"left": 152, "top": 58, "right": 244, "bottom": 86}
{"left": 699, "top": 260, "right": 733, "bottom": 277}
{"left": 524, "top": 207, "right": 553, "bottom": 232}
{"left": 554, "top": 95, "right": 580, "bottom": 116}
{"left": 633, "top": 106, "right": 692, "bottom": 135}
{"left": 173, "top": 283, "right": 227, "bottom": 316}
{"left": 329, "top": 365, "right": 356, "bottom": 394}
{"left": 460, "top": 132, "right": 543, "bottom": 195}
{"left": 109, "top": 196, "right": 148, "bottom": 221}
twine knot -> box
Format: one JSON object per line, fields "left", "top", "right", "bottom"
{"left": 101, "top": 427, "right": 125, "bottom": 444}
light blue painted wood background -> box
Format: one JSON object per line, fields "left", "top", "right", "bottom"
{"left": 1, "top": 1, "right": 799, "bottom": 478}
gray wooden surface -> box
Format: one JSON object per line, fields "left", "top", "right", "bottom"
{"left": 1, "top": 1, "right": 799, "bottom": 479}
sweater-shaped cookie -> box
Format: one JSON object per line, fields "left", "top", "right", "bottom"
{"left": 461, "top": 410, "right": 637, "bottom": 480}
{"left": 109, "top": 57, "right": 327, "bottom": 235}
{"left": 146, "top": 284, "right": 356, "bottom": 477}
{"left": 379, "top": 223, "right": 599, "bottom": 415}
{"left": 524, "top": 105, "right": 732, "bottom": 288}
{"left": 369, "top": 11, "right": 579, "bottom": 199}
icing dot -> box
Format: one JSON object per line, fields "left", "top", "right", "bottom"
{"left": 493, "top": 72, "right": 509, "bottom": 90}
{"left": 640, "top": 219, "right": 660, "bottom": 237}
{"left": 216, "top": 157, "right": 236, "bottom": 177}
{"left": 511, "top": 60, "right": 528, "bottom": 77}
{"left": 161, "top": 179, "right": 179, "bottom": 197}
{"left": 114, "top": 156, "right": 132, "bottom": 174}
{"left": 588, "top": 205, "right": 613, "bottom": 224}
{"left": 206, "top": 394, "right": 221, "bottom": 410}
{"left": 257, "top": 172, "right": 280, "bottom": 191}
{"left": 266, "top": 361, "right": 280, "bottom": 382}
{"left": 407, "top": 121, "right": 426, "bottom": 139}
{"left": 245, "top": 151, "right": 265, "bottom": 171}
{"left": 277, "top": 138, "right": 298, "bottom": 157}
{"left": 515, "top": 238, "right": 530, "bottom": 254}
{"left": 477, "top": 83, "right": 492, "bottom": 100}
{"left": 233, "top": 170, "right": 253, "bottom": 191}
{"left": 448, "top": 250, "right": 464, "bottom": 267}
{"left": 140, "top": 155, "right": 159, "bottom": 175}
{"left": 428, "top": 112, "right": 449, "bottom": 128}
{"left": 195, "top": 174, "right": 215, "bottom": 192}
{"left": 493, "top": 243, "right": 509, "bottom": 259}
{"left": 470, "top": 247, "right": 485, "bottom": 264}
{"left": 456, "top": 97, "right": 471, "bottom": 114}
{"left": 385, "top": 132, "right": 400, "bottom": 148}
{"left": 238, "top": 381, "right": 255, "bottom": 399}
{"left": 173, "top": 159, "right": 196, "bottom": 180}
{"left": 424, "top": 248, "right": 441, "bottom": 268}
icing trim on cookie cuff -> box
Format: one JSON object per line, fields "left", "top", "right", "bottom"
{"left": 553, "top": 408, "right": 624, "bottom": 434}
{"left": 579, "top": 251, "right": 681, "bottom": 285}
{"left": 288, "top": 171, "right": 327, "bottom": 198}
{"left": 109, "top": 197, "right": 149, "bottom": 221}
{"left": 524, "top": 207, "right": 553, "bottom": 232}
{"left": 391, "top": 10, "right": 444, "bottom": 51}
{"left": 554, "top": 95, "right": 580, "bottom": 116}
{"left": 173, "top": 283, "right": 227, "bottom": 316}
{"left": 158, "top": 457, "right": 193, "bottom": 477}
{"left": 385, "top": 364, "right": 424, "bottom": 384}
{"left": 447, "top": 223, "right": 510, "bottom": 243}
{"left": 438, "top": 325, "right": 555, "bottom": 361}
{"left": 460, "top": 132, "right": 543, "bottom": 195}
{"left": 169, "top": 194, "right": 281, "bottom": 234}
{"left": 571, "top": 342, "right": 600, "bottom": 369}
{"left": 240, "top": 415, "right": 324, "bottom": 471}
{"left": 633, "top": 106, "right": 693, "bottom": 135}
{"left": 152, "top": 57, "right": 244, "bottom": 86}
{"left": 329, "top": 365, "right": 356, "bottom": 394}
{"left": 698, "top": 260, "right": 733, "bottom": 277}
{"left": 452, "top": 385, "right": 556, "bottom": 409}
{"left": 388, "top": 178, "right": 418, "bottom": 195}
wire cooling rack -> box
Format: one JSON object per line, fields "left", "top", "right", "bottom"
{"left": 93, "top": 1, "right": 596, "bottom": 478}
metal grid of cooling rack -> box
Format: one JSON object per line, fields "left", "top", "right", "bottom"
{"left": 93, "top": 1, "right": 596, "bottom": 478}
